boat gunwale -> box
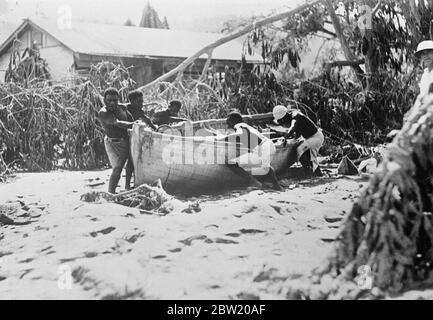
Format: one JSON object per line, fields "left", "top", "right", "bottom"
{"left": 132, "top": 112, "right": 298, "bottom": 150}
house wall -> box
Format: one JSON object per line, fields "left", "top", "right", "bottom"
{"left": 73, "top": 54, "right": 156, "bottom": 86}
{"left": 0, "top": 26, "right": 75, "bottom": 82}
{"left": 0, "top": 48, "right": 11, "bottom": 81}
{"left": 0, "top": 24, "right": 255, "bottom": 85}
{"left": 73, "top": 55, "right": 242, "bottom": 87}
{"left": 120, "top": 57, "right": 155, "bottom": 86}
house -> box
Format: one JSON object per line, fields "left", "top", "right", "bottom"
{"left": 0, "top": 18, "right": 262, "bottom": 85}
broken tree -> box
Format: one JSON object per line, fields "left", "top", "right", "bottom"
{"left": 80, "top": 180, "right": 201, "bottom": 215}
{"left": 5, "top": 41, "right": 50, "bottom": 85}
{"left": 136, "top": 0, "right": 320, "bottom": 92}
{"left": 313, "top": 93, "right": 433, "bottom": 296}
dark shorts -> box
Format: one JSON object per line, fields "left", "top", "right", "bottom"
{"left": 104, "top": 136, "right": 130, "bottom": 169}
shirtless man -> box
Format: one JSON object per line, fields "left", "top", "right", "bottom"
{"left": 124, "top": 90, "right": 157, "bottom": 190}
{"left": 152, "top": 100, "right": 187, "bottom": 125}
{"left": 98, "top": 88, "right": 135, "bottom": 194}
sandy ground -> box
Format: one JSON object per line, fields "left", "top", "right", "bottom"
{"left": 0, "top": 167, "right": 369, "bottom": 300}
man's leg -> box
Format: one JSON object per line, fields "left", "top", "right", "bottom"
{"left": 263, "top": 167, "right": 283, "bottom": 191}
{"left": 125, "top": 157, "right": 134, "bottom": 190}
{"left": 109, "top": 166, "right": 123, "bottom": 194}
{"left": 299, "top": 150, "right": 313, "bottom": 176}
{"left": 110, "top": 154, "right": 129, "bottom": 194}
{"left": 308, "top": 130, "right": 325, "bottom": 177}
{"left": 249, "top": 139, "right": 280, "bottom": 189}
{"left": 104, "top": 138, "right": 129, "bottom": 194}
{"left": 226, "top": 164, "right": 262, "bottom": 187}
{"left": 314, "top": 166, "right": 323, "bottom": 176}
{"left": 296, "top": 139, "right": 313, "bottom": 177}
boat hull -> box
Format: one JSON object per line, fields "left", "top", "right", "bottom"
{"left": 130, "top": 115, "right": 298, "bottom": 194}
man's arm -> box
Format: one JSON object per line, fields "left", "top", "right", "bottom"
{"left": 140, "top": 114, "right": 158, "bottom": 130}
{"left": 201, "top": 123, "right": 219, "bottom": 136}
{"left": 115, "top": 120, "right": 135, "bottom": 128}
{"left": 269, "top": 127, "right": 287, "bottom": 136}
{"left": 214, "top": 127, "right": 243, "bottom": 142}
{"left": 99, "top": 110, "right": 134, "bottom": 129}
{"left": 285, "top": 119, "right": 298, "bottom": 138}
{"left": 170, "top": 116, "right": 188, "bottom": 123}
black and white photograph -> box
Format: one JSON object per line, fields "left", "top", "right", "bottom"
{"left": 1, "top": 0, "right": 433, "bottom": 304}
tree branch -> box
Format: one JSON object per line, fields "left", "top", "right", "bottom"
{"left": 323, "top": 0, "right": 364, "bottom": 82}
{"left": 319, "top": 27, "right": 337, "bottom": 37}
{"left": 323, "top": 0, "right": 356, "bottom": 62}
{"left": 372, "top": 0, "right": 383, "bottom": 16}
{"left": 324, "top": 59, "right": 365, "bottom": 69}
{"left": 136, "top": 0, "right": 321, "bottom": 92}
{"left": 198, "top": 50, "right": 213, "bottom": 83}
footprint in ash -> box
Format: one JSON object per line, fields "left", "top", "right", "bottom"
{"left": 89, "top": 227, "right": 116, "bottom": 237}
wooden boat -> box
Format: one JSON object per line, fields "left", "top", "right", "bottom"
{"left": 129, "top": 113, "right": 299, "bottom": 194}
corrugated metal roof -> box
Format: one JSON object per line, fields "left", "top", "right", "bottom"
{"left": 5, "top": 18, "right": 263, "bottom": 63}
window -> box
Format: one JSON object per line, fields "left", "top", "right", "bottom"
{"left": 30, "top": 31, "right": 44, "bottom": 48}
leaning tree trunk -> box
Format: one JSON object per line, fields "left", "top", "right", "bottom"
{"left": 0, "top": 148, "right": 8, "bottom": 182}
{"left": 0, "top": 154, "right": 6, "bottom": 174}
{"left": 136, "top": 0, "right": 320, "bottom": 92}
{"left": 323, "top": 0, "right": 364, "bottom": 85}
{"left": 309, "top": 93, "right": 433, "bottom": 298}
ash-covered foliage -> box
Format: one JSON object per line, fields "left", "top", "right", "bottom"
{"left": 0, "top": 62, "right": 136, "bottom": 171}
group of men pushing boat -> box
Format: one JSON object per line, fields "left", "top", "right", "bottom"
{"left": 98, "top": 87, "right": 324, "bottom": 194}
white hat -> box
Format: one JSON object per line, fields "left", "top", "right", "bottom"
{"left": 273, "top": 105, "right": 288, "bottom": 123}
{"left": 415, "top": 40, "right": 433, "bottom": 58}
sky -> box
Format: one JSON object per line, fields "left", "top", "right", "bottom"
{"left": 0, "top": 0, "right": 305, "bottom": 29}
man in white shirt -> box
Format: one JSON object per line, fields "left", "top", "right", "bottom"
{"left": 415, "top": 40, "right": 433, "bottom": 97}
{"left": 388, "top": 40, "right": 433, "bottom": 138}
{"left": 221, "top": 112, "right": 282, "bottom": 190}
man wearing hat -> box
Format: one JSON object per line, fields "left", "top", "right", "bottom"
{"left": 387, "top": 40, "right": 433, "bottom": 138}
{"left": 415, "top": 40, "right": 433, "bottom": 98}
{"left": 272, "top": 105, "right": 324, "bottom": 177}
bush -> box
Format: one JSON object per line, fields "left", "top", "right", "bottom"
{"left": 0, "top": 62, "right": 136, "bottom": 171}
